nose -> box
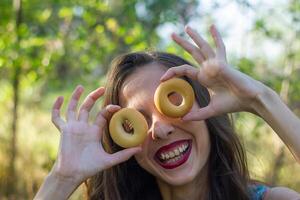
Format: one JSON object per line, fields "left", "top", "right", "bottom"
{"left": 151, "top": 119, "right": 175, "bottom": 140}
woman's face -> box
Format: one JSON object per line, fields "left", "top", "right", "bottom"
{"left": 119, "top": 63, "right": 210, "bottom": 186}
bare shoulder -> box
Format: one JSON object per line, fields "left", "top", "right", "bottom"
{"left": 264, "top": 187, "right": 300, "bottom": 200}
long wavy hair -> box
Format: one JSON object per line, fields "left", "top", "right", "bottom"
{"left": 85, "top": 51, "right": 251, "bottom": 200}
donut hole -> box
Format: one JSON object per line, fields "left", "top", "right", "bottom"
{"left": 168, "top": 92, "right": 183, "bottom": 106}
{"left": 122, "top": 119, "right": 134, "bottom": 134}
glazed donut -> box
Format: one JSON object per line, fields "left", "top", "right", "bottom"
{"left": 154, "top": 78, "right": 195, "bottom": 118}
{"left": 109, "top": 108, "right": 148, "bottom": 148}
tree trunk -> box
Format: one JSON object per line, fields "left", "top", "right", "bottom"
{"left": 7, "top": 0, "right": 22, "bottom": 197}
{"left": 268, "top": 58, "right": 294, "bottom": 185}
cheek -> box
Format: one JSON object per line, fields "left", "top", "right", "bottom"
{"left": 194, "top": 122, "right": 211, "bottom": 157}
{"left": 197, "top": 128, "right": 210, "bottom": 149}
{"left": 134, "top": 151, "right": 153, "bottom": 173}
{"left": 134, "top": 138, "right": 151, "bottom": 167}
{"left": 186, "top": 119, "right": 210, "bottom": 154}
{"left": 134, "top": 153, "right": 143, "bottom": 164}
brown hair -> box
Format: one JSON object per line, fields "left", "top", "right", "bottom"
{"left": 86, "top": 51, "right": 251, "bottom": 200}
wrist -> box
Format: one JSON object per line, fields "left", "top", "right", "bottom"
{"left": 50, "top": 162, "right": 83, "bottom": 185}
{"left": 34, "top": 168, "right": 81, "bottom": 200}
{"left": 49, "top": 169, "right": 81, "bottom": 187}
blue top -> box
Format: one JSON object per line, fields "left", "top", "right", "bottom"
{"left": 249, "top": 184, "right": 269, "bottom": 200}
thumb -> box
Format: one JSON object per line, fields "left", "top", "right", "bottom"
{"left": 107, "top": 147, "right": 142, "bottom": 167}
{"left": 182, "top": 106, "right": 215, "bottom": 121}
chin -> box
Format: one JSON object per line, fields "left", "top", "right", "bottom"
{"left": 158, "top": 169, "right": 199, "bottom": 186}
{"left": 154, "top": 155, "right": 205, "bottom": 187}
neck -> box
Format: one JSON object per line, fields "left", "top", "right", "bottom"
{"left": 156, "top": 164, "right": 209, "bottom": 200}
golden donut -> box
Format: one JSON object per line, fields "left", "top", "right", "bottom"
{"left": 154, "top": 78, "right": 195, "bottom": 118}
{"left": 109, "top": 108, "right": 148, "bottom": 148}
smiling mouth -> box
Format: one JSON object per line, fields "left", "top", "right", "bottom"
{"left": 154, "top": 139, "right": 192, "bottom": 169}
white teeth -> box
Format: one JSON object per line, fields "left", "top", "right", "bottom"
{"left": 169, "top": 155, "right": 181, "bottom": 163}
{"left": 174, "top": 149, "right": 180, "bottom": 156}
{"left": 179, "top": 147, "right": 183, "bottom": 152}
{"left": 165, "top": 154, "right": 170, "bottom": 159}
{"left": 159, "top": 142, "right": 189, "bottom": 161}
{"left": 169, "top": 151, "right": 175, "bottom": 158}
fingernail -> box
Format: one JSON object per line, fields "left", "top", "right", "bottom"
{"left": 160, "top": 76, "right": 165, "bottom": 81}
{"left": 77, "top": 85, "right": 84, "bottom": 91}
{"left": 112, "top": 104, "right": 121, "bottom": 109}
{"left": 211, "top": 24, "right": 217, "bottom": 34}
{"left": 107, "top": 104, "right": 119, "bottom": 111}
{"left": 97, "top": 87, "right": 105, "bottom": 92}
{"left": 171, "top": 32, "right": 177, "bottom": 39}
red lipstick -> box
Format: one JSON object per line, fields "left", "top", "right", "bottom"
{"left": 154, "top": 139, "right": 192, "bottom": 169}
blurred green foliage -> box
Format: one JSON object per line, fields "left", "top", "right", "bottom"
{"left": 0, "top": 0, "right": 299, "bottom": 199}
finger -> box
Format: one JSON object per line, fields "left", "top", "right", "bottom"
{"left": 106, "top": 147, "right": 142, "bottom": 167}
{"left": 210, "top": 24, "right": 226, "bottom": 61}
{"left": 51, "top": 96, "right": 65, "bottom": 130}
{"left": 171, "top": 33, "right": 205, "bottom": 63}
{"left": 182, "top": 106, "right": 216, "bottom": 121}
{"left": 66, "top": 85, "right": 84, "bottom": 121}
{"left": 78, "top": 87, "right": 105, "bottom": 122}
{"left": 185, "top": 26, "right": 215, "bottom": 59}
{"left": 160, "top": 64, "right": 199, "bottom": 82}
{"left": 94, "top": 105, "right": 121, "bottom": 136}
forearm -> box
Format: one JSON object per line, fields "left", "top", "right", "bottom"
{"left": 34, "top": 171, "right": 80, "bottom": 200}
{"left": 252, "top": 86, "right": 300, "bottom": 163}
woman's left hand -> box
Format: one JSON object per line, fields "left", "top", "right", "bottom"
{"left": 161, "top": 25, "right": 268, "bottom": 121}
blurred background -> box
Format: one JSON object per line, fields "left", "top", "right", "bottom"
{"left": 0, "top": 0, "right": 299, "bottom": 199}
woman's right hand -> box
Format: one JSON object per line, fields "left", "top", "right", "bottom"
{"left": 50, "top": 85, "right": 141, "bottom": 184}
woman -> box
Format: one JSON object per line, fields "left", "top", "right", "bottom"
{"left": 34, "top": 25, "right": 300, "bottom": 200}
